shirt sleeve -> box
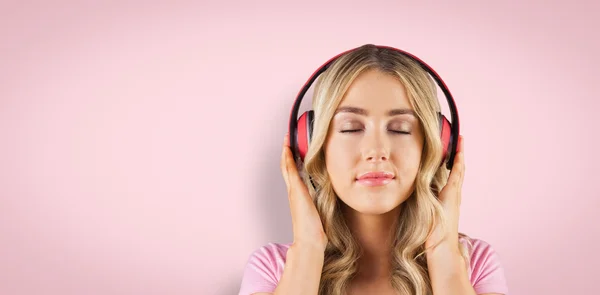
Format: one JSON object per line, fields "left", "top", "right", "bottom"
{"left": 238, "top": 243, "right": 287, "bottom": 295}
{"left": 468, "top": 239, "right": 509, "bottom": 294}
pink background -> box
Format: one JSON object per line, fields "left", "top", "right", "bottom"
{"left": 1, "top": 1, "right": 598, "bottom": 294}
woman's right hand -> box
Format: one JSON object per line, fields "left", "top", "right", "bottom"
{"left": 280, "top": 133, "right": 328, "bottom": 252}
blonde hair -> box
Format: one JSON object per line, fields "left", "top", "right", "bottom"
{"left": 300, "top": 44, "right": 472, "bottom": 295}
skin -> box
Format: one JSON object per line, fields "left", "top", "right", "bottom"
{"left": 324, "top": 69, "right": 424, "bottom": 291}
{"left": 268, "top": 69, "right": 502, "bottom": 295}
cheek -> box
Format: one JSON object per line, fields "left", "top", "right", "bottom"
{"left": 324, "top": 142, "right": 357, "bottom": 183}
{"left": 392, "top": 148, "right": 422, "bottom": 174}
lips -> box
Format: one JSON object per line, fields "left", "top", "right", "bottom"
{"left": 356, "top": 171, "right": 395, "bottom": 187}
{"left": 356, "top": 171, "right": 395, "bottom": 180}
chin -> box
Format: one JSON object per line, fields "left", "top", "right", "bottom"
{"left": 341, "top": 192, "right": 406, "bottom": 216}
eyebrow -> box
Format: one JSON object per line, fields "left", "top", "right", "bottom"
{"left": 334, "top": 106, "right": 416, "bottom": 117}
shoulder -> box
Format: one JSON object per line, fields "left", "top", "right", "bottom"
{"left": 238, "top": 242, "right": 292, "bottom": 295}
{"left": 460, "top": 236, "right": 509, "bottom": 295}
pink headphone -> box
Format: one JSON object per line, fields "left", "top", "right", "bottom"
{"left": 288, "top": 44, "right": 460, "bottom": 171}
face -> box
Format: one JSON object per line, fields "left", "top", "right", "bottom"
{"left": 324, "top": 69, "right": 424, "bottom": 216}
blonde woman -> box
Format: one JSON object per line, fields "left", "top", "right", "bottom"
{"left": 238, "top": 44, "right": 508, "bottom": 295}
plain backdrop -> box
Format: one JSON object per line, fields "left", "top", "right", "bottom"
{"left": 1, "top": 1, "right": 598, "bottom": 294}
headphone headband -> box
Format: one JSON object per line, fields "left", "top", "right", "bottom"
{"left": 288, "top": 44, "right": 460, "bottom": 170}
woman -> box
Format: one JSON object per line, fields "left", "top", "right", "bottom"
{"left": 238, "top": 44, "right": 508, "bottom": 295}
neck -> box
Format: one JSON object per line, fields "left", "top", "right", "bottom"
{"left": 342, "top": 204, "right": 402, "bottom": 280}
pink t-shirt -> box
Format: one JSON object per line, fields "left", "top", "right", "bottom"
{"left": 238, "top": 237, "right": 508, "bottom": 295}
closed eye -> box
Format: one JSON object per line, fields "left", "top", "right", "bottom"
{"left": 340, "top": 129, "right": 411, "bottom": 135}
{"left": 340, "top": 129, "right": 361, "bottom": 133}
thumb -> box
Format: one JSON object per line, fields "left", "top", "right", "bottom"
{"left": 281, "top": 133, "right": 292, "bottom": 191}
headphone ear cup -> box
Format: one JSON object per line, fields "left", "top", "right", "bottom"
{"left": 439, "top": 113, "right": 452, "bottom": 166}
{"left": 296, "top": 110, "right": 314, "bottom": 161}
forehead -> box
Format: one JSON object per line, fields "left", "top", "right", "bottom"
{"left": 338, "top": 69, "right": 412, "bottom": 111}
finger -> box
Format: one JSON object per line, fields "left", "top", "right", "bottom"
{"left": 281, "top": 133, "right": 306, "bottom": 192}
{"left": 448, "top": 159, "right": 462, "bottom": 188}
{"left": 457, "top": 151, "right": 464, "bottom": 206}
{"left": 456, "top": 135, "right": 465, "bottom": 190}
{"left": 280, "top": 134, "right": 291, "bottom": 191}
{"left": 284, "top": 131, "right": 290, "bottom": 147}
{"left": 445, "top": 137, "right": 464, "bottom": 194}
{"left": 283, "top": 138, "right": 304, "bottom": 188}
{"left": 455, "top": 136, "right": 465, "bottom": 205}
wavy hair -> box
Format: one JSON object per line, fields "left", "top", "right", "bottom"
{"left": 299, "top": 44, "right": 472, "bottom": 295}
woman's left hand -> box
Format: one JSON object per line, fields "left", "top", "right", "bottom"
{"left": 426, "top": 135, "right": 465, "bottom": 253}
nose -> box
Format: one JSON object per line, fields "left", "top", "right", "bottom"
{"left": 364, "top": 148, "right": 389, "bottom": 162}
{"left": 362, "top": 131, "right": 390, "bottom": 162}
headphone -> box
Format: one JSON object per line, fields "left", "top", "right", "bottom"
{"left": 288, "top": 44, "right": 460, "bottom": 171}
